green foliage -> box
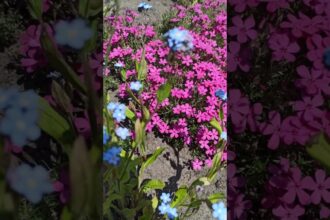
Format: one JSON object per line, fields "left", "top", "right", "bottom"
{"left": 306, "top": 133, "right": 330, "bottom": 172}
{"left": 157, "top": 82, "right": 172, "bottom": 104}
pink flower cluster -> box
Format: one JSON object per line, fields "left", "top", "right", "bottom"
{"left": 228, "top": 0, "right": 330, "bottom": 218}
{"left": 227, "top": 151, "right": 251, "bottom": 219}
{"left": 106, "top": 0, "right": 227, "bottom": 170}
{"left": 228, "top": 0, "right": 330, "bottom": 150}
{"left": 263, "top": 158, "right": 330, "bottom": 219}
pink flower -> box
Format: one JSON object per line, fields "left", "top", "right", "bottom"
{"left": 247, "top": 103, "right": 262, "bottom": 132}
{"left": 260, "top": 111, "right": 282, "bottom": 150}
{"left": 229, "top": 89, "right": 250, "bottom": 133}
{"left": 264, "top": 0, "right": 292, "bottom": 13}
{"left": 282, "top": 167, "right": 311, "bottom": 205}
{"left": 295, "top": 65, "right": 330, "bottom": 95}
{"left": 228, "top": 16, "right": 257, "bottom": 43}
{"left": 229, "top": 193, "right": 252, "bottom": 219}
{"left": 280, "top": 116, "right": 311, "bottom": 146}
{"left": 43, "top": 0, "right": 52, "bottom": 12}
{"left": 192, "top": 159, "right": 203, "bottom": 171}
{"left": 268, "top": 34, "right": 300, "bottom": 62}
{"left": 281, "top": 12, "right": 322, "bottom": 38}
{"left": 303, "top": 169, "right": 330, "bottom": 204}
{"left": 227, "top": 41, "right": 250, "bottom": 72}
{"left": 74, "top": 117, "right": 91, "bottom": 138}
{"left": 229, "top": 0, "right": 259, "bottom": 13}
{"left": 272, "top": 204, "right": 305, "bottom": 220}
{"left": 292, "top": 95, "right": 324, "bottom": 121}
{"left": 4, "top": 139, "right": 22, "bottom": 153}
{"left": 320, "top": 205, "right": 330, "bottom": 219}
{"left": 307, "top": 35, "right": 330, "bottom": 69}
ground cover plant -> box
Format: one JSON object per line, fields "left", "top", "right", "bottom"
{"left": 228, "top": 0, "right": 330, "bottom": 219}
{"left": 103, "top": 0, "right": 227, "bottom": 219}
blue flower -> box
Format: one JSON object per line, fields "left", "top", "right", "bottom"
{"left": 55, "top": 18, "right": 93, "bottom": 49}
{"left": 158, "top": 192, "right": 179, "bottom": 219}
{"left": 107, "top": 102, "right": 126, "bottom": 122}
{"left": 0, "top": 108, "right": 40, "bottom": 147}
{"left": 160, "top": 192, "right": 171, "bottom": 204}
{"left": 158, "top": 203, "right": 171, "bottom": 215}
{"left": 212, "top": 202, "right": 227, "bottom": 220}
{"left": 130, "top": 81, "right": 143, "bottom": 91}
{"left": 113, "top": 109, "right": 126, "bottom": 122}
{"left": 323, "top": 48, "right": 330, "bottom": 69}
{"left": 220, "top": 132, "right": 227, "bottom": 141}
{"left": 7, "top": 164, "right": 53, "bottom": 204}
{"left": 167, "top": 207, "right": 178, "bottom": 219}
{"left": 115, "top": 127, "right": 130, "bottom": 140}
{"left": 0, "top": 87, "right": 19, "bottom": 110}
{"left": 138, "top": 2, "right": 152, "bottom": 11}
{"left": 103, "top": 127, "right": 110, "bottom": 145}
{"left": 215, "top": 89, "right": 227, "bottom": 101}
{"left": 114, "top": 62, "right": 124, "bottom": 68}
{"left": 103, "top": 147, "right": 122, "bottom": 165}
{"left": 164, "top": 28, "right": 194, "bottom": 52}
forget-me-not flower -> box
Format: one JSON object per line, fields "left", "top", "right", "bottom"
{"left": 115, "top": 127, "right": 130, "bottom": 140}
{"left": 103, "top": 126, "right": 110, "bottom": 145}
{"left": 107, "top": 102, "right": 127, "bottom": 122}
{"left": 158, "top": 203, "right": 171, "bottom": 215}
{"left": 215, "top": 89, "right": 227, "bottom": 101}
{"left": 114, "top": 62, "right": 124, "bottom": 68}
{"left": 158, "top": 192, "right": 178, "bottom": 219}
{"left": 0, "top": 87, "right": 19, "bottom": 110}
{"left": 220, "top": 131, "right": 227, "bottom": 141}
{"left": 0, "top": 108, "right": 41, "bottom": 147}
{"left": 130, "top": 81, "right": 143, "bottom": 92}
{"left": 7, "top": 164, "right": 53, "bottom": 204}
{"left": 103, "top": 147, "right": 122, "bottom": 165}
{"left": 167, "top": 207, "right": 178, "bottom": 219}
{"left": 138, "top": 2, "right": 152, "bottom": 11}
{"left": 212, "top": 202, "right": 227, "bottom": 220}
{"left": 164, "top": 28, "right": 194, "bottom": 52}
{"left": 55, "top": 18, "right": 93, "bottom": 49}
{"left": 160, "top": 192, "right": 171, "bottom": 204}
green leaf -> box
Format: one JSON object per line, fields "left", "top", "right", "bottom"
{"left": 122, "top": 208, "right": 136, "bottom": 219}
{"left": 140, "top": 148, "right": 165, "bottom": 175}
{"left": 140, "top": 179, "right": 165, "bottom": 193}
{"left": 51, "top": 81, "right": 72, "bottom": 113}
{"left": 79, "top": 0, "right": 90, "bottom": 17}
{"left": 120, "top": 69, "right": 127, "bottom": 81}
{"left": 28, "top": 0, "right": 42, "bottom": 20}
{"left": 69, "top": 136, "right": 93, "bottom": 217}
{"left": 137, "top": 50, "right": 148, "bottom": 81}
{"left": 199, "top": 177, "right": 211, "bottom": 186}
{"left": 306, "top": 133, "right": 330, "bottom": 171}
{"left": 210, "top": 118, "right": 222, "bottom": 134}
{"left": 60, "top": 207, "right": 73, "bottom": 220}
{"left": 171, "top": 187, "right": 189, "bottom": 208}
{"left": 135, "top": 119, "right": 146, "bottom": 152}
{"left": 207, "top": 153, "right": 221, "bottom": 181}
{"left": 151, "top": 196, "right": 159, "bottom": 210}
{"left": 208, "top": 193, "right": 225, "bottom": 203}
{"left": 125, "top": 108, "right": 135, "bottom": 120}
{"left": 156, "top": 82, "right": 172, "bottom": 104}
{"left": 37, "top": 97, "right": 74, "bottom": 153}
